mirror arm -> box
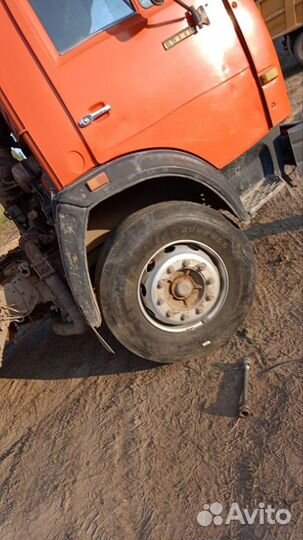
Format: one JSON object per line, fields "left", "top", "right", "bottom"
{"left": 173, "top": 0, "right": 203, "bottom": 29}
{"left": 149, "top": 0, "right": 204, "bottom": 29}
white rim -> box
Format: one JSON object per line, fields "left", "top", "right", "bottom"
{"left": 137, "top": 240, "right": 229, "bottom": 333}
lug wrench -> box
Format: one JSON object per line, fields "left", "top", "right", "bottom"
{"left": 239, "top": 359, "right": 251, "bottom": 417}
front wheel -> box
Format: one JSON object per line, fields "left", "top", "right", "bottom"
{"left": 96, "top": 202, "right": 255, "bottom": 363}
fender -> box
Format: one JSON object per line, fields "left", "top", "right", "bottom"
{"left": 56, "top": 150, "right": 249, "bottom": 328}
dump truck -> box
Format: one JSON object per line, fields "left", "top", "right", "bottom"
{"left": 257, "top": 0, "right": 303, "bottom": 64}
{"left": 0, "top": 0, "right": 302, "bottom": 365}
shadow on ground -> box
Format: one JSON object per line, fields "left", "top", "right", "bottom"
{"left": 246, "top": 214, "right": 303, "bottom": 240}
{"left": 1, "top": 319, "right": 157, "bottom": 380}
{"left": 204, "top": 362, "right": 243, "bottom": 418}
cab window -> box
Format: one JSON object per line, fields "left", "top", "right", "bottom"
{"left": 138, "top": 0, "right": 154, "bottom": 6}
{"left": 29, "top": 0, "right": 135, "bottom": 53}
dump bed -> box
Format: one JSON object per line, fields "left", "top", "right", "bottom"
{"left": 258, "top": 0, "right": 303, "bottom": 39}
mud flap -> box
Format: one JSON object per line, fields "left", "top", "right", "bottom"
{"left": 223, "top": 125, "right": 301, "bottom": 217}
{"left": 285, "top": 122, "right": 303, "bottom": 173}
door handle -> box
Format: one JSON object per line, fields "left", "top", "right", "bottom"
{"left": 79, "top": 105, "right": 111, "bottom": 128}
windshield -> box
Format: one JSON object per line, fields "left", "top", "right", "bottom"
{"left": 29, "top": 0, "right": 135, "bottom": 53}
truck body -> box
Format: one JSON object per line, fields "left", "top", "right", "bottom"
{"left": 257, "top": 0, "right": 303, "bottom": 63}
{"left": 0, "top": 0, "right": 301, "bottom": 364}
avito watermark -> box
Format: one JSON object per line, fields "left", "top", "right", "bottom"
{"left": 197, "top": 502, "right": 291, "bottom": 527}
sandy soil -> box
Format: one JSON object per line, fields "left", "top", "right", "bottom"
{"left": 0, "top": 49, "right": 302, "bottom": 540}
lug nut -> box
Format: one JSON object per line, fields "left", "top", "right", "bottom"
{"left": 157, "top": 280, "right": 164, "bottom": 289}
{"left": 206, "top": 278, "right": 214, "bottom": 286}
{"left": 206, "top": 295, "right": 213, "bottom": 302}
{"left": 196, "top": 263, "right": 206, "bottom": 272}
{"left": 195, "top": 308, "right": 203, "bottom": 315}
{"left": 180, "top": 313, "right": 187, "bottom": 321}
{"left": 167, "top": 265, "right": 174, "bottom": 274}
{"left": 157, "top": 299, "right": 163, "bottom": 306}
{"left": 182, "top": 260, "right": 189, "bottom": 268}
{"left": 166, "top": 310, "right": 173, "bottom": 318}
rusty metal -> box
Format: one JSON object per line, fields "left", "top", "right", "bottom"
{"left": 239, "top": 359, "right": 251, "bottom": 417}
{"left": 21, "top": 238, "right": 88, "bottom": 336}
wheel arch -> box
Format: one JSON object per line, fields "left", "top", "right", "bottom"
{"left": 86, "top": 175, "right": 242, "bottom": 253}
{"left": 56, "top": 149, "right": 248, "bottom": 329}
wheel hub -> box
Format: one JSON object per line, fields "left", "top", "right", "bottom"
{"left": 169, "top": 269, "right": 205, "bottom": 308}
{"left": 138, "top": 241, "right": 229, "bottom": 332}
{"left": 171, "top": 274, "right": 196, "bottom": 300}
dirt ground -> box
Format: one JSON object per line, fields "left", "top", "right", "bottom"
{"left": 0, "top": 49, "right": 302, "bottom": 540}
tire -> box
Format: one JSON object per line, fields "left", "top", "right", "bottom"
{"left": 292, "top": 31, "right": 303, "bottom": 66}
{"left": 96, "top": 201, "right": 255, "bottom": 363}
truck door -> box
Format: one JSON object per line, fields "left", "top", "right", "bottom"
{"left": 4, "top": 0, "right": 285, "bottom": 170}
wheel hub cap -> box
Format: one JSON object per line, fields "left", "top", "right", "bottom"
{"left": 138, "top": 241, "right": 229, "bottom": 333}
{"left": 171, "top": 274, "right": 196, "bottom": 300}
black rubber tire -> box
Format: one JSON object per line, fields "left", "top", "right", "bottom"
{"left": 96, "top": 201, "right": 255, "bottom": 363}
{"left": 292, "top": 32, "right": 303, "bottom": 66}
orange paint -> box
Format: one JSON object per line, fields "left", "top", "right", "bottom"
{"left": 0, "top": 0, "right": 290, "bottom": 190}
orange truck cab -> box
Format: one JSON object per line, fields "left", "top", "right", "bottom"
{"left": 0, "top": 0, "right": 301, "bottom": 364}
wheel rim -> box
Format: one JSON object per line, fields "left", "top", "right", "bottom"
{"left": 137, "top": 240, "right": 229, "bottom": 333}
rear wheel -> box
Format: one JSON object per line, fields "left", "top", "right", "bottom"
{"left": 96, "top": 201, "right": 255, "bottom": 363}
{"left": 292, "top": 31, "right": 303, "bottom": 66}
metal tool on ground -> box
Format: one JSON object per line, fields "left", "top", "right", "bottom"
{"left": 239, "top": 359, "right": 251, "bottom": 417}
